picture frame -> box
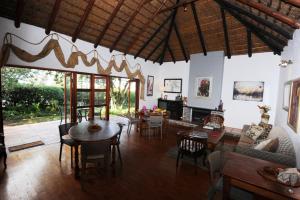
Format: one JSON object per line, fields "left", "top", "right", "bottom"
{"left": 283, "top": 81, "right": 292, "bottom": 111}
{"left": 288, "top": 79, "right": 300, "bottom": 133}
{"left": 195, "top": 77, "right": 213, "bottom": 98}
{"left": 164, "top": 79, "right": 182, "bottom": 93}
{"left": 232, "top": 81, "right": 264, "bottom": 102}
{"left": 146, "top": 75, "right": 154, "bottom": 96}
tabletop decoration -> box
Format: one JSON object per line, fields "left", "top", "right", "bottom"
{"left": 88, "top": 124, "right": 102, "bottom": 132}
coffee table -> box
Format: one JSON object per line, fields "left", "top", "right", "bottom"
{"left": 223, "top": 152, "right": 300, "bottom": 200}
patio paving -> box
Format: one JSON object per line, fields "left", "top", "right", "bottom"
{"left": 4, "top": 116, "right": 129, "bottom": 148}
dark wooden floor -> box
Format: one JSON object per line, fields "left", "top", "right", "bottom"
{"left": 0, "top": 125, "right": 218, "bottom": 200}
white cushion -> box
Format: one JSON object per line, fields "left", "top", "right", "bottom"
{"left": 254, "top": 139, "right": 272, "bottom": 150}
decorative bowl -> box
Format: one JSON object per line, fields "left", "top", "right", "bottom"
{"left": 88, "top": 124, "right": 101, "bottom": 132}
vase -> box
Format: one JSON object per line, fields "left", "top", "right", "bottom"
{"left": 261, "top": 113, "right": 270, "bottom": 124}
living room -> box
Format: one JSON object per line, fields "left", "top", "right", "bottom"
{"left": 1, "top": 0, "right": 300, "bottom": 199}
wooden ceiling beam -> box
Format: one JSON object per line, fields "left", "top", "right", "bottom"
{"left": 15, "top": 0, "right": 25, "bottom": 28}
{"left": 145, "top": 38, "right": 165, "bottom": 61}
{"left": 153, "top": 53, "right": 162, "bottom": 64}
{"left": 45, "top": 0, "right": 62, "bottom": 35}
{"left": 167, "top": 45, "right": 176, "bottom": 63}
{"left": 174, "top": 23, "right": 188, "bottom": 62}
{"left": 191, "top": 2, "right": 207, "bottom": 56}
{"left": 280, "top": 0, "right": 300, "bottom": 8}
{"left": 220, "top": 0, "right": 292, "bottom": 39}
{"left": 247, "top": 29, "right": 252, "bottom": 57}
{"left": 215, "top": 0, "right": 283, "bottom": 54}
{"left": 134, "top": 13, "right": 173, "bottom": 59}
{"left": 94, "top": 0, "right": 124, "bottom": 48}
{"left": 160, "top": 0, "right": 179, "bottom": 64}
{"left": 220, "top": 8, "right": 231, "bottom": 58}
{"left": 110, "top": 0, "right": 152, "bottom": 52}
{"left": 234, "top": 0, "right": 300, "bottom": 28}
{"left": 72, "top": 0, "right": 95, "bottom": 42}
{"left": 125, "top": 0, "right": 167, "bottom": 54}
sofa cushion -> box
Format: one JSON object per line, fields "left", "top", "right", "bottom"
{"left": 257, "top": 123, "right": 272, "bottom": 140}
{"left": 244, "top": 124, "right": 265, "bottom": 141}
{"left": 264, "top": 138, "right": 279, "bottom": 152}
{"left": 254, "top": 138, "right": 272, "bottom": 150}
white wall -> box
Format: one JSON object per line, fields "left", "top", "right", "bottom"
{"left": 188, "top": 51, "right": 225, "bottom": 109}
{"left": 275, "top": 30, "right": 300, "bottom": 167}
{"left": 158, "top": 61, "right": 190, "bottom": 100}
{"left": 0, "top": 17, "right": 162, "bottom": 109}
{"left": 222, "top": 53, "right": 280, "bottom": 129}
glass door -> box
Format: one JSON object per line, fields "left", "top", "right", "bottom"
{"left": 94, "top": 76, "right": 108, "bottom": 120}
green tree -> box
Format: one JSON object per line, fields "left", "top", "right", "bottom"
{"left": 1, "top": 67, "right": 37, "bottom": 90}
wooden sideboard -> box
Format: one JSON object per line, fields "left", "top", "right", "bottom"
{"left": 157, "top": 98, "right": 183, "bottom": 120}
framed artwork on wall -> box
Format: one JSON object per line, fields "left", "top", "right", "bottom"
{"left": 147, "top": 75, "right": 154, "bottom": 96}
{"left": 288, "top": 79, "right": 300, "bottom": 132}
{"left": 195, "top": 77, "right": 213, "bottom": 98}
{"left": 283, "top": 81, "right": 292, "bottom": 111}
{"left": 232, "top": 81, "right": 264, "bottom": 102}
{"left": 164, "top": 79, "right": 182, "bottom": 93}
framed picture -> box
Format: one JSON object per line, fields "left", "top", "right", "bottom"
{"left": 147, "top": 75, "right": 154, "bottom": 96}
{"left": 283, "top": 81, "right": 292, "bottom": 111}
{"left": 233, "top": 81, "right": 264, "bottom": 102}
{"left": 195, "top": 77, "right": 212, "bottom": 98}
{"left": 288, "top": 79, "right": 300, "bottom": 132}
{"left": 164, "top": 79, "right": 182, "bottom": 93}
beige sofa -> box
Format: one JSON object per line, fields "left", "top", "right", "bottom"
{"left": 234, "top": 125, "right": 296, "bottom": 167}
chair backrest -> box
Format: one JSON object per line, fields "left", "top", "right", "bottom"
{"left": 148, "top": 115, "right": 163, "bottom": 127}
{"left": 207, "top": 150, "right": 221, "bottom": 185}
{"left": 177, "top": 132, "right": 207, "bottom": 152}
{"left": 58, "top": 123, "right": 77, "bottom": 139}
{"left": 116, "top": 123, "right": 124, "bottom": 143}
{"left": 81, "top": 139, "right": 111, "bottom": 160}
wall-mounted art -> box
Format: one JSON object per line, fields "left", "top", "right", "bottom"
{"left": 283, "top": 81, "right": 292, "bottom": 111}
{"left": 288, "top": 79, "right": 300, "bottom": 132}
{"left": 233, "top": 81, "right": 264, "bottom": 102}
{"left": 147, "top": 75, "right": 154, "bottom": 96}
{"left": 164, "top": 79, "right": 182, "bottom": 93}
{"left": 195, "top": 77, "right": 212, "bottom": 98}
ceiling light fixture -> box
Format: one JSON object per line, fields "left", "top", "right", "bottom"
{"left": 279, "top": 59, "right": 293, "bottom": 68}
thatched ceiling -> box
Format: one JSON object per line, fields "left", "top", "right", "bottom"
{"left": 0, "top": 0, "right": 299, "bottom": 64}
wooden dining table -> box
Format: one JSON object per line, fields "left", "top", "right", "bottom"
{"left": 69, "top": 119, "right": 120, "bottom": 179}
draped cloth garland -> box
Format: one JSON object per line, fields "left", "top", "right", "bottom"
{"left": 0, "top": 33, "right": 145, "bottom": 99}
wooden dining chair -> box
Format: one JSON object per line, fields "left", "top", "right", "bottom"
{"left": 58, "top": 123, "right": 77, "bottom": 167}
{"left": 80, "top": 139, "right": 111, "bottom": 190}
{"left": 111, "top": 123, "right": 124, "bottom": 165}
{"left": 176, "top": 132, "right": 207, "bottom": 173}
{"left": 0, "top": 133, "right": 7, "bottom": 169}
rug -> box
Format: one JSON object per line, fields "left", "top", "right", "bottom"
{"left": 166, "top": 146, "right": 208, "bottom": 170}
{"left": 8, "top": 141, "right": 45, "bottom": 152}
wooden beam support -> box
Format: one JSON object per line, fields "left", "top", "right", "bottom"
{"left": 134, "top": 14, "right": 173, "bottom": 59}
{"left": 45, "top": 0, "right": 62, "bottom": 35}
{"left": 153, "top": 53, "right": 162, "bottom": 64}
{"left": 220, "top": 8, "right": 231, "bottom": 59}
{"left": 174, "top": 23, "right": 188, "bottom": 62}
{"left": 167, "top": 45, "right": 176, "bottom": 63}
{"left": 219, "top": 0, "right": 292, "bottom": 39}
{"left": 235, "top": 0, "right": 300, "bottom": 28}
{"left": 15, "top": 0, "right": 25, "bottom": 28}
{"left": 158, "top": 0, "right": 199, "bottom": 13}
{"left": 125, "top": 0, "right": 167, "bottom": 54}
{"left": 94, "top": 0, "right": 124, "bottom": 48}
{"left": 160, "top": 0, "right": 180, "bottom": 64}
{"left": 280, "top": 0, "right": 300, "bottom": 8}
{"left": 247, "top": 29, "right": 252, "bottom": 57}
{"left": 191, "top": 2, "right": 207, "bottom": 55}
{"left": 110, "top": 0, "right": 152, "bottom": 52}
{"left": 72, "top": 0, "right": 95, "bottom": 42}
{"left": 215, "top": 0, "right": 283, "bottom": 54}
{"left": 145, "top": 38, "right": 165, "bottom": 61}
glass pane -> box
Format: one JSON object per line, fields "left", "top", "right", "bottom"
{"left": 65, "top": 75, "right": 71, "bottom": 123}
{"left": 77, "top": 91, "right": 90, "bottom": 107}
{"left": 129, "top": 81, "right": 136, "bottom": 113}
{"left": 77, "top": 74, "right": 90, "bottom": 89}
{"left": 94, "top": 106, "right": 106, "bottom": 119}
{"left": 95, "top": 77, "right": 106, "bottom": 90}
{"left": 95, "top": 92, "right": 106, "bottom": 106}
